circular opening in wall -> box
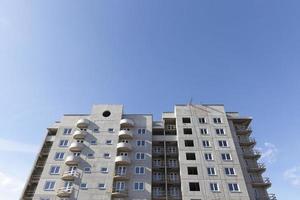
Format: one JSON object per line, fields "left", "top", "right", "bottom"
{"left": 102, "top": 110, "right": 111, "bottom": 117}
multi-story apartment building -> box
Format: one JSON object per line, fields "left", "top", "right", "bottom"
{"left": 21, "top": 104, "right": 276, "bottom": 200}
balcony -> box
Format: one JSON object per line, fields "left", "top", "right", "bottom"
{"left": 68, "top": 142, "right": 84, "bottom": 152}
{"left": 153, "top": 177, "right": 165, "bottom": 184}
{"left": 166, "top": 151, "right": 178, "bottom": 157}
{"left": 235, "top": 125, "right": 252, "bottom": 135}
{"left": 248, "top": 163, "right": 266, "bottom": 173}
{"left": 167, "top": 177, "right": 180, "bottom": 184}
{"left": 111, "top": 188, "right": 128, "bottom": 198}
{"left": 62, "top": 171, "right": 80, "bottom": 181}
{"left": 120, "top": 118, "right": 134, "bottom": 127}
{"left": 57, "top": 187, "right": 73, "bottom": 198}
{"left": 118, "top": 130, "right": 133, "bottom": 139}
{"left": 114, "top": 172, "right": 129, "bottom": 181}
{"left": 117, "top": 142, "right": 132, "bottom": 151}
{"left": 76, "top": 118, "right": 90, "bottom": 128}
{"left": 152, "top": 192, "right": 166, "bottom": 199}
{"left": 73, "top": 130, "right": 87, "bottom": 139}
{"left": 115, "top": 156, "right": 131, "bottom": 165}
{"left": 243, "top": 150, "right": 261, "bottom": 159}
{"left": 153, "top": 164, "right": 165, "bottom": 169}
{"left": 252, "top": 177, "right": 272, "bottom": 188}
{"left": 239, "top": 137, "right": 256, "bottom": 146}
{"left": 65, "top": 155, "right": 80, "bottom": 165}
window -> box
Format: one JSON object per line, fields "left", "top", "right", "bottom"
{"left": 100, "top": 167, "right": 108, "bottom": 173}
{"left": 218, "top": 140, "right": 228, "bottom": 147}
{"left": 136, "top": 153, "right": 145, "bottom": 160}
{"left": 184, "top": 140, "right": 194, "bottom": 147}
{"left": 138, "top": 128, "right": 146, "bottom": 134}
{"left": 184, "top": 128, "right": 192, "bottom": 135}
{"left": 202, "top": 140, "right": 211, "bottom": 147}
{"left": 93, "top": 128, "right": 99, "bottom": 132}
{"left": 199, "top": 117, "right": 206, "bottom": 124}
{"left": 207, "top": 167, "right": 216, "bottom": 175}
{"left": 135, "top": 166, "right": 145, "bottom": 174}
{"left": 108, "top": 128, "right": 114, "bottom": 133}
{"left": 200, "top": 128, "right": 208, "bottom": 135}
{"left": 102, "top": 110, "right": 111, "bottom": 117}
{"left": 136, "top": 140, "right": 146, "bottom": 147}
{"left": 216, "top": 128, "right": 225, "bottom": 135}
{"left": 59, "top": 140, "right": 69, "bottom": 147}
{"left": 228, "top": 183, "right": 240, "bottom": 192}
{"left": 54, "top": 152, "right": 64, "bottom": 160}
{"left": 44, "top": 181, "right": 55, "bottom": 191}
{"left": 104, "top": 153, "right": 111, "bottom": 158}
{"left": 189, "top": 182, "right": 200, "bottom": 191}
{"left": 225, "top": 168, "right": 236, "bottom": 175}
{"left": 106, "top": 140, "right": 112, "bottom": 145}
{"left": 90, "top": 140, "right": 97, "bottom": 145}
{"left": 134, "top": 182, "right": 144, "bottom": 191}
{"left": 210, "top": 183, "right": 219, "bottom": 192}
{"left": 80, "top": 183, "right": 88, "bottom": 190}
{"left": 74, "top": 152, "right": 80, "bottom": 156}
{"left": 120, "top": 152, "right": 128, "bottom": 156}
{"left": 98, "top": 183, "right": 106, "bottom": 190}
{"left": 87, "top": 153, "right": 94, "bottom": 158}
{"left": 187, "top": 167, "right": 198, "bottom": 175}
{"left": 213, "top": 117, "right": 222, "bottom": 124}
{"left": 84, "top": 167, "right": 91, "bottom": 173}
{"left": 182, "top": 117, "right": 191, "bottom": 123}
{"left": 49, "top": 166, "right": 60, "bottom": 175}
{"left": 63, "top": 128, "right": 72, "bottom": 135}
{"left": 186, "top": 153, "right": 196, "bottom": 160}
{"left": 221, "top": 153, "right": 232, "bottom": 161}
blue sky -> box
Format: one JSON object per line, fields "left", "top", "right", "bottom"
{"left": 0, "top": 0, "right": 299, "bottom": 199}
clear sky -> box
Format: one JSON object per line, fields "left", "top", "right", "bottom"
{"left": 0, "top": 0, "right": 299, "bottom": 199}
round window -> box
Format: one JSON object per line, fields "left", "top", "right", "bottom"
{"left": 102, "top": 110, "right": 111, "bottom": 117}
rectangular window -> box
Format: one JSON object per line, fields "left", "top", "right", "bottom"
{"left": 138, "top": 128, "right": 146, "bottom": 134}
{"left": 100, "top": 167, "right": 108, "bottom": 173}
{"left": 59, "top": 140, "right": 69, "bottom": 147}
{"left": 182, "top": 117, "right": 191, "bottom": 123}
{"left": 216, "top": 128, "right": 225, "bottom": 135}
{"left": 108, "top": 128, "right": 114, "bottom": 133}
{"left": 134, "top": 182, "right": 144, "bottom": 191}
{"left": 199, "top": 117, "right": 206, "bottom": 124}
{"left": 183, "top": 128, "right": 193, "bottom": 135}
{"left": 213, "top": 117, "right": 222, "bottom": 124}
{"left": 204, "top": 153, "right": 213, "bottom": 161}
{"left": 218, "top": 140, "right": 228, "bottom": 147}
{"left": 210, "top": 183, "right": 219, "bottom": 192}
{"left": 84, "top": 167, "right": 91, "bottom": 173}
{"left": 98, "top": 183, "right": 106, "bottom": 190}
{"left": 54, "top": 152, "right": 64, "bottom": 160}
{"left": 104, "top": 153, "right": 111, "bottom": 158}
{"left": 49, "top": 166, "right": 60, "bottom": 175}
{"left": 189, "top": 182, "right": 200, "bottom": 191}
{"left": 136, "top": 140, "right": 146, "bottom": 147}
{"left": 63, "top": 128, "right": 72, "bottom": 135}
{"left": 186, "top": 153, "right": 196, "bottom": 160}
{"left": 187, "top": 167, "right": 198, "bottom": 175}
{"left": 106, "top": 140, "right": 112, "bottom": 145}
{"left": 80, "top": 183, "right": 88, "bottom": 190}
{"left": 135, "top": 166, "right": 145, "bottom": 174}
{"left": 228, "top": 183, "right": 240, "bottom": 192}
{"left": 200, "top": 128, "right": 208, "bottom": 135}
{"left": 184, "top": 140, "right": 194, "bottom": 147}
{"left": 93, "top": 128, "right": 99, "bottom": 133}
{"left": 90, "top": 140, "right": 97, "bottom": 145}
{"left": 87, "top": 153, "right": 94, "bottom": 158}
{"left": 44, "top": 181, "right": 55, "bottom": 191}
{"left": 225, "top": 168, "right": 236, "bottom": 175}
{"left": 221, "top": 153, "right": 232, "bottom": 161}
{"left": 136, "top": 153, "right": 145, "bottom": 160}
{"left": 207, "top": 167, "right": 217, "bottom": 175}
{"left": 202, "top": 140, "right": 211, "bottom": 147}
